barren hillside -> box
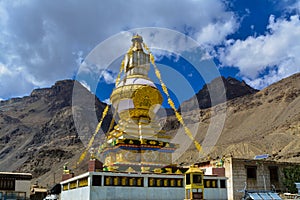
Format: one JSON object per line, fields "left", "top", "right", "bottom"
{"left": 170, "top": 73, "right": 300, "bottom": 164}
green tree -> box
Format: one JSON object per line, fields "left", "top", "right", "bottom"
{"left": 283, "top": 165, "right": 300, "bottom": 193}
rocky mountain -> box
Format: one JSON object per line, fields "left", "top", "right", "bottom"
{"left": 179, "top": 76, "right": 258, "bottom": 112}
{"left": 0, "top": 80, "right": 111, "bottom": 185}
{"left": 166, "top": 73, "right": 300, "bottom": 164}
{"left": 0, "top": 74, "right": 299, "bottom": 187}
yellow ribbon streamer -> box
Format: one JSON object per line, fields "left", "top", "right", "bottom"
{"left": 143, "top": 42, "right": 202, "bottom": 152}
{"left": 77, "top": 49, "right": 134, "bottom": 166}
{"left": 77, "top": 104, "right": 109, "bottom": 165}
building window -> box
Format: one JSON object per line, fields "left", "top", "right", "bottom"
{"left": 78, "top": 177, "right": 88, "bottom": 187}
{"left": 62, "top": 184, "right": 68, "bottom": 191}
{"left": 103, "top": 176, "right": 144, "bottom": 187}
{"left": 269, "top": 166, "right": 279, "bottom": 182}
{"left": 193, "top": 174, "right": 202, "bottom": 184}
{"left": 220, "top": 180, "right": 226, "bottom": 188}
{"left": 186, "top": 174, "right": 191, "bottom": 185}
{"left": 92, "top": 175, "right": 102, "bottom": 186}
{"left": 69, "top": 181, "right": 77, "bottom": 189}
{"left": 0, "top": 179, "right": 15, "bottom": 190}
{"left": 148, "top": 178, "right": 182, "bottom": 187}
{"left": 246, "top": 166, "right": 257, "bottom": 179}
{"left": 204, "top": 179, "right": 218, "bottom": 188}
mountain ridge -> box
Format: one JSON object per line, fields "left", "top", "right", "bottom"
{"left": 179, "top": 76, "right": 258, "bottom": 112}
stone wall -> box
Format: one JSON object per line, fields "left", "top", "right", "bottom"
{"left": 225, "top": 157, "right": 288, "bottom": 200}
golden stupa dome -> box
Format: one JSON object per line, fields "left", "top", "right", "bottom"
{"left": 110, "top": 35, "right": 162, "bottom": 122}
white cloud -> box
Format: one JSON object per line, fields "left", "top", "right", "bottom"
{"left": 196, "top": 17, "right": 239, "bottom": 46}
{"left": 219, "top": 14, "right": 300, "bottom": 89}
{"left": 0, "top": 63, "right": 11, "bottom": 75}
{"left": 100, "top": 70, "right": 117, "bottom": 84}
{"left": 0, "top": 0, "right": 237, "bottom": 99}
{"left": 0, "top": 63, "right": 38, "bottom": 98}
{"left": 285, "top": 0, "right": 300, "bottom": 13}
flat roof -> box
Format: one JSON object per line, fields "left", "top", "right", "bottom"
{"left": 61, "top": 171, "right": 227, "bottom": 184}
{"left": 229, "top": 157, "right": 300, "bottom": 165}
{"left": 0, "top": 172, "right": 32, "bottom": 180}
{"left": 61, "top": 171, "right": 185, "bottom": 184}
{"left": 0, "top": 172, "right": 32, "bottom": 176}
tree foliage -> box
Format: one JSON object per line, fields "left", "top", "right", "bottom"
{"left": 283, "top": 165, "right": 300, "bottom": 193}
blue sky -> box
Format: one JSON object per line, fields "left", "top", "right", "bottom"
{"left": 0, "top": 0, "right": 300, "bottom": 107}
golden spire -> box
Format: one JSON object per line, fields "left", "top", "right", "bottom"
{"left": 123, "top": 34, "right": 150, "bottom": 77}
{"left": 131, "top": 34, "right": 143, "bottom": 51}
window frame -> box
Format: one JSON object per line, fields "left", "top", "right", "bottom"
{"left": 246, "top": 166, "right": 257, "bottom": 180}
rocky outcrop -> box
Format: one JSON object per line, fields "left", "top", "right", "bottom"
{"left": 0, "top": 80, "right": 111, "bottom": 181}
{"left": 179, "top": 76, "right": 258, "bottom": 112}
